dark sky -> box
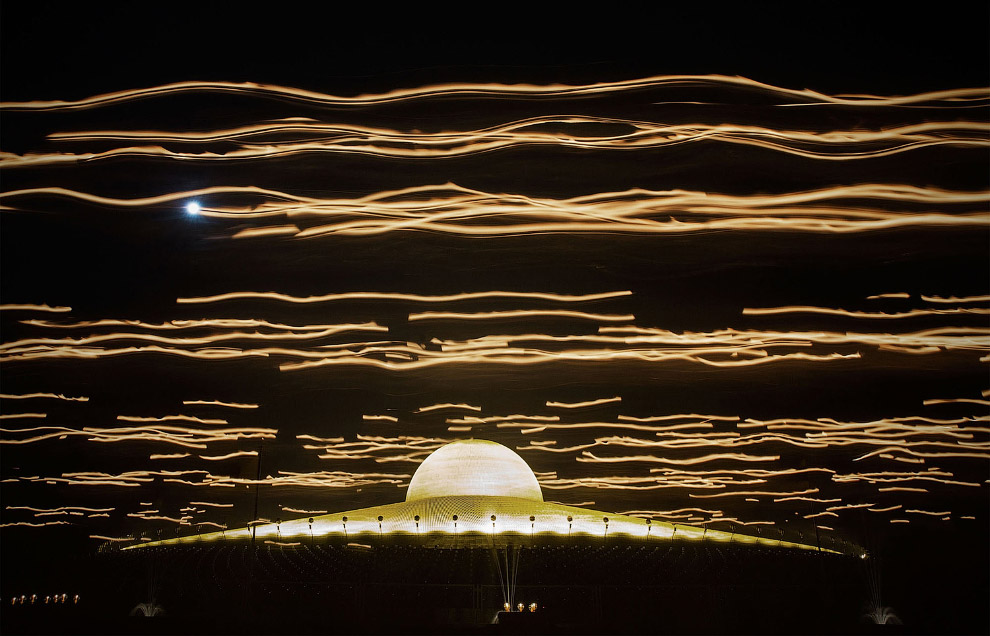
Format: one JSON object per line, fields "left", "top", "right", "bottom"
{"left": 1, "top": 2, "right": 988, "bottom": 632}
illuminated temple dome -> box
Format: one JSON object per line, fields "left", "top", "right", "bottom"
{"left": 128, "top": 439, "right": 856, "bottom": 556}
{"left": 406, "top": 439, "right": 543, "bottom": 502}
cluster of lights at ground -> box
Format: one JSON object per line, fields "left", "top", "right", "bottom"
{"left": 9, "top": 593, "right": 79, "bottom": 605}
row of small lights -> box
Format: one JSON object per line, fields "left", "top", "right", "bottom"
{"left": 298, "top": 515, "right": 632, "bottom": 532}
{"left": 10, "top": 594, "right": 79, "bottom": 605}
{"left": 504, "top": 602, "right": 538, "bottom": 613}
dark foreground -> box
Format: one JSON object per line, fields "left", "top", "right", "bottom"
{"left": 4, "top": 534, "right": 987, "bottom": 635}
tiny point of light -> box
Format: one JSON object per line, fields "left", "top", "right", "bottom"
{"left": 186, "top": 202, "right": 201, "bottom": 215}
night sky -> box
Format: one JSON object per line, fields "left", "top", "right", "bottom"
{"left": 1, "top": 3, "right": 988, "bottom": 632}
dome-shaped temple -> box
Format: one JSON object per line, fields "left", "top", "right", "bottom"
{"left": 405, "top": 439, "right": 543, "bottom": 502}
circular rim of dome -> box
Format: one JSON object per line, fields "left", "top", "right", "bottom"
{"left": 405, "top": 439, "right": 543, "bottom": 502}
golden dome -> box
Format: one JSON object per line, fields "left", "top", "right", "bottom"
{"left": 405, "top": 439, "right": 544, "bottom": 502}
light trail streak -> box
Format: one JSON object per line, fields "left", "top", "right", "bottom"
{"left": 5, "top": 505, "right": 114, "bottom": 513}
{"left": 742, "top": 306, "right": 990, "bottom": 319}
{"left": 0, "top": 304, "right": 71, "bottom": 313}
{"left": 2, "top": 75, "right": 984, "bottom": 111}
{"left": 297, "top": 435, "right": 345, "bottom": 444}
{"left": 118, "top": 415, "right": 228, "bottom": 425}
{"left": 189, "top": 501, "right": 233, "bottom": 508}
{"left": 448, "top": 415, "right": 561, "bottom": 426}
{"left": 0, "top": 324, "right": 389, "bottom": 351}
{"left": 0, "top": 393, "right": 88, "bottom": 402}
{"left": 546, "top": 397, "right": 621, "bottom": 409}
{"left": 408, "top": 310, "right": 635, "bottom": 322}
{"left": 198, "top": 451, "right": 258, "bottom": 461}
{"left": 183, "top": 400, "right": 259, "bottom": 409}
{"left": 23, "top": 318, "right": 376, "bottom": 332}
{"left": 867, "top": 293, "right": 910, "bottom": 300}
{"left": 0, "top": 345, "right": 271, "bottom": 363}
{"left": 176, "top": 289, "right": 632, "bottom": 304}
{"left": 281, "top": 507, "right": 327, "bottom": 515}
{"left": 0, "top": 424, "right": 276, "bottom": 447}
{"left": 920, "top": 295, "right": 990, "bottom": 304}
{"left": 826, "top": 503, "right": 875, "bottom": 511}
{"left": 690, "top": 488, "right": 820, "bottom": 499}
{"left": 618, "top": 414, "right": 739, "bottom": 422}
{"left": 150, "top": 453, "right": 191, "bottom": 460}
{"left": 0, "top": 413, "right": 46, "bottom": 420}
{"left": 0, "top": 521, "right": 71, "bottom": 528}
{"left": 577, "top": 452, "right": 780, "bottom": 464}
{"left": 923, "top": 398, "right": 990, "bottom": 406}
{"left": 280, "top": 350, "right": 860, "bottom": 373}
{"left": 832, "top": 469, "right": 981, "bottom": 488}
{"left": 415, "top": 403, "right": 482, "bottom": 413}
{"left": 363, "top": 415, "right": 398, "bottom": 422}
{"left": 773, "top": 497, "right": 840, "bottom": 503}
{"left": 29, "top": 117, "right": 989, "bottom": 164}
{"left": 4, "top": 183, "right": 987, "bottom": 238}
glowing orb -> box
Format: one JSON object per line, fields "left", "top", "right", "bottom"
{"left": 405, "top": 439, "right": 543, "bottom": 502}
{"left": 185, "top": 201, "right": 201, "bottom": 215}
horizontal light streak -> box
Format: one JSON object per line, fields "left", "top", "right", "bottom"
{"left": 363, "top": 415, "right": 398, "bottom": 422}
{"left": 742, "top": 305, "right": 989, "bottom": 319}
{"left": 177, "top": 290, "right": 631, "bottom": 304}
{"left": 415, "top": 403, "right": 482, "bottom": 413}
{"left": 3, "top": 75, "right": 983, "bottom": 111}
{"left": 867, "top": 293, "right": 910, "bottom": 300}
{"left": 118, "top": 414, "right": 228, "bottom": 425}
{"left": 447, "top": 415, "right": 560, "bottom": 425}
{"left": 23, "top": 317, "right": 371, "bottom": 332}
{"left": 5, "top": 183, "right": 987, "bottom": 238}
{"left": 690, "top": 488, "right": 819, "bottom": 499}
{"left": 0, "top": 324, "right": 388, "bottom": 351}
{"left": 0, "top": 413, "right": 46, "bottom": 420}
{"left": 280, "top": 350, "right": 860, "bottom": 372}
{"left": 5, "top": 505, "right": 114, "bottom": 513}
{"left": 408, "top": 310, "right": 634, "bottom": 322}
{"left": 923, "top": 398, "right": 990, "bottom": 406}
{"left": 0, "top": 521, "right": 70, "bottom": 528}
{"left": 183, "top": 400, "right": 259, "bottom": 409}
{"left": 577, "top": 451, "right": 780, "bottom": 465}
{"left": 30, "top": 115, "right": 989, "bottom": 168}
{"left": 198, "top": 451, "right": 258, "bottom": 461}
{"left": 0, "top": 304, "right": 71, "bottom": 312}
{"left": 920, "top": 294, "right": 990, "bottom": 304}
{"left": 0, "top": 424, "right": 276, "bottom": 448}
{"left": 546, "top": 397, "right": 621, "bottom": 409}
{"left": 0, "top": 392, "right": 88, "bottom": 402}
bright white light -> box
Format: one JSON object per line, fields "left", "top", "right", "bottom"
{"left": 185, "top": 201, "right": 201, "bottom": 216}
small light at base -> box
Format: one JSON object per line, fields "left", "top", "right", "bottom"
{"left": 529, "top": 602, "right": 538, "bottom": 612}
{"left": 185, "top": 201, "right": 201, "bottom": 215}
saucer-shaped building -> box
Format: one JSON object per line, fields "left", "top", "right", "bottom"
{"left": 130, "top": 439, "right": 842, "bottom": 552}
{"left": 74, "top": 440, "right": 866, "bottom": 633}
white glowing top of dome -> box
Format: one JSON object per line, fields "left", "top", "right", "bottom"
{"left": 405, "top": 439, "right": 544, "bottom": 502}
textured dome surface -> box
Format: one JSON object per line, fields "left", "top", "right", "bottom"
{"left": 405, "top": 439, "right": 543, "bottom": 502}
